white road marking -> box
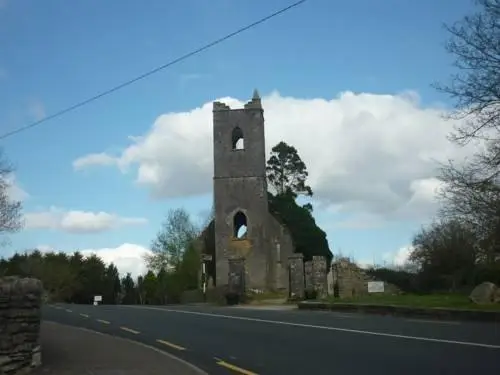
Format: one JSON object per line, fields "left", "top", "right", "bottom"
{"left": 119, "top": 305, "right": 500, "bottom": 350}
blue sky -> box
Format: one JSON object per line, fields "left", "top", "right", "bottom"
{"left": 0, "top": 0, "right": 477, "bottom": 275}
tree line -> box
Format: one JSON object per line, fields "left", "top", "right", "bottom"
{"left": 0, "top": 136, "right": 323, "bottom": 303}
{"left": 367, "top": 0, "right": 500, "bottom": 293}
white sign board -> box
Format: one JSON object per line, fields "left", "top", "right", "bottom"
{"left": 94, "top": 295, "right": 102, "bottom": 302}
{"left": 367, "top": 281, "right": 385, "bottom": 293}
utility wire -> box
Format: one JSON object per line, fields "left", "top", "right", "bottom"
{"left": 0, "top": 0, "right": 307, "bottom": 141}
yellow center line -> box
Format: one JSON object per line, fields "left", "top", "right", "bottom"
{"left": 65, "top": 309, "right": 72, "bottom": 313}
{"left": 156, "top": 339, "right": 186, "bottom": 351}
{"left": 120, "top": 326, "right": 140, "bottom": 334}
{"left": 97, "top": 319, "right": 110, "bottom": 324}
{"left": 79, "top": 313, "right": 89, "bottom": 318}
{"left": 214, "top": 358, "right": 258, "bottom": 375}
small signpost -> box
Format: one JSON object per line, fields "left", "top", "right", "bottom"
{"left": 93, "top": 295, "right": 102, "bottom": 306}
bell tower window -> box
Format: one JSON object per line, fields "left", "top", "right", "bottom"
{"left": 231, "top": 127, "right": 244, "bottom": 150}
{"left": 233, "top": 211, "right": 248, "bottom": 238}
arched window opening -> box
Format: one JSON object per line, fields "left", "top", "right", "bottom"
{"left": 231, "top": 127, "right": 245, "bottom": 150}
{"left": 233, "top": 211, "right": 248, "bottom": 239}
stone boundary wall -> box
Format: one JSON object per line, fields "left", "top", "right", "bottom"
{"left": 0, "top": 276, "right": 43, "bottom": 374}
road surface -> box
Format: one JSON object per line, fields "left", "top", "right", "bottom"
{"left": 43, "top": 303, "right": 500, "bottom": 375}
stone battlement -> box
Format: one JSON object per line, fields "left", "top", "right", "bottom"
{"left": 0, "top": 276, "right": 43, "bottom": 374}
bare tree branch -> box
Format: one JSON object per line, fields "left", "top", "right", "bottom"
{"left": 0, "top": 150, "right": 23, "bottom": 240}
{"left": 434, "top": 0, "right": 500, "bottom": 145}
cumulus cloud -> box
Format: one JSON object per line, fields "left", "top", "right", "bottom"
{"left": 80, "top": 243, "right": 151, "bottom": 278}
{"left": 36, "top": 243, "right": 151, "bottom": 278}
{"left": 73, "top": 91, "right": 476, "bottom": 220}
{"left": 25, "top": 208, "right": 147, "bottom": 234}
{"left": 383, "top": 245, "right": 414, "bottom": 267}
{"left": 4, "top": 174, "right": 29, "bottom": 202}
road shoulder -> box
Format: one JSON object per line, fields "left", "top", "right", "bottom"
{"left": 34, "top": 321, "right": 208, "bottom": 375}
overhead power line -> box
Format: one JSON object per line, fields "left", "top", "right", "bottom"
{"left": 0, "top": 0, "right": 307, "bottom": 141}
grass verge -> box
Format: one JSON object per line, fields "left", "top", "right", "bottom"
{"left": 322, "top": 293, "right": 500, "bottom": 311}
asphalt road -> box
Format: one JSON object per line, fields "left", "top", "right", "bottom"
{"left": 43, "top": 303, "right": 500, "bottom": 375}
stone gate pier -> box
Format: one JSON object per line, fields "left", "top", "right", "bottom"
{"left": 0, "top": 276, "right": 43, "bottom": 374}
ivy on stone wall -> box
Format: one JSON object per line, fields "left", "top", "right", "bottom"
{"left": 268, "top": 192, "right": 332, "bottom": 267}
{"left": 198, "top": 193, "right": 332, "bottom": 273}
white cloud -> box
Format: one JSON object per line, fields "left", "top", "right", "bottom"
{"left": 73, "top": 91, "right": 477, "bottom": 220}
{"left": 4, "top": 174, "right": 29, "bottom": 202}
{"left": 329, "top": 213, "right": 386, "bottom": 230}
{"left": 25, "top": 207, "right": 147, "bottom": 234}
{"left": 36, "top": 243, "right": 151, "bottom": 278}
{"left": 35, "top": 245, "right": 54, "bottom": 253}
{"left": 383, "top": 245, "right": 414, "bottom": 267}
{"left": 73, "top": 152, "right": 118, "bottom": 171}
{"left": 80, "top": 243, "right": 151, "bottom": 279}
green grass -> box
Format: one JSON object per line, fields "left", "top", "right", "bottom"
{"left": 323, "top": 293, "right": 500, "bottom": 311}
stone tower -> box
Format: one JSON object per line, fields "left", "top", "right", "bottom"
{"left": 212, "top": 90, "right": 274, "bottom": 290}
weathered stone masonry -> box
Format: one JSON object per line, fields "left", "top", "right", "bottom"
{"left": 211, "top": 91, "right": 294, "bottom": 292}
{"left": 0, "top": 277, "right": 42, "bottom": 375}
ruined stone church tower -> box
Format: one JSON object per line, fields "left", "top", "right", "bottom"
{"left": 212, "top": 90, "right": 294, "bottom": 291}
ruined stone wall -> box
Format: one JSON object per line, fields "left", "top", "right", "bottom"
{"left": 304, "top": 256, "right": 328, "bottom": 298}
{"left": 267, "top": 214, "right": 294, "bottom": 291}
{"left": 331, "top": 259, "right": 400, "bottom": 298}
{"left": 0, "top": 277, "right": 43, "bottom": 374}
{"left": 288, "top": 254, "right": 305, "bottom": 300}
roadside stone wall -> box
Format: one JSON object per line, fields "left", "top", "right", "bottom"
{"left": 311, "top": 256, "right": 328, "bottom": 298}
{"left": 331, "top": 258, "right": 400, "bottom": 298}
{"left": 0, "top": 276, "right": 43, "bottom": 374}
{"left": 303, "top": 256, "right": 328, "bottom": 298}
{"left": 288, "top": 254, "right": 305, "bottom": 300}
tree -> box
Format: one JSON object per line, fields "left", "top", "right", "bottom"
{"left": 266, "top": 141, "right": 313, "bottom": 199}
{"left": 435, "top": 0, "right": 500, "bottom": 261}
{"left": 121, "top": 273, "right": 137, "bottom": 304}
{"left": 103, "top": 264, "right": 121, "bottom": 304}
{"left": 436, "top": 0, "right": 499, "bottom": 146}
{"left": 0, "top": 248, "right": 133, "bottom": 304}
{"left": 78, "top": 254, "right": 107, "bottom": 304}
{"left": 0, "top": 151, "right": 23, "bottom": 242}
{"left": 178, "top": 241, "right": 201, "bottom": 291}
{"left": 409, "top": 219, "right": 478, "bottom": 291}
{"left": 155, "top": 268, "right": 168, "bottom": 304}
{"left": 438, "top": 161, "right": 500, "bottom": 261}
{"left": 142, "top": 270, "right": 158, "bottom": 304}
{"left": 145, "top": 208, "right": 199, "bottom": 273}
{"left": 136, "top": 275, "right": 145, "bottom": 305}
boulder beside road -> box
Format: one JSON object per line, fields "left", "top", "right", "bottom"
{"left": 469, "top": 282, "right": 500, "bottom": 304}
